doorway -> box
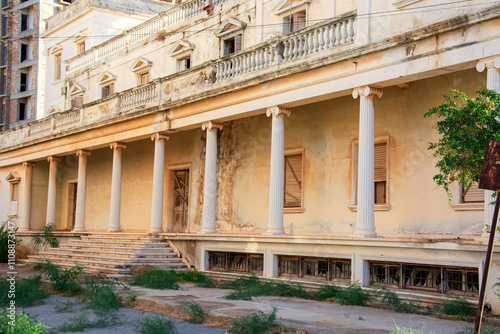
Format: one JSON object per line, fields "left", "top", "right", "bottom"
{"left": 170, "top": 169, "right": 189, "bottom": 233}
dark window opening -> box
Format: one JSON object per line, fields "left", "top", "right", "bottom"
{"left": 18, "top": 101, "right": 26, "bottom": 120}
{"left": 0, "top": 68, "right": 5, "bottom": 95}
{"left": 20, "top": 14, "right": 28, "bottom": 31}
{"left": 208, "top": 252, "right": 263, "bottom": 275}
{"left": 1, "top": 43, "right": 7, "bottom": 66}
{"left": 1, "top": 14, "right": 7, "bottom": 37}
{"left": 20, "top": 72, "right": 27, "bottom": 91}
{"left": 278, "top": 256, "right": 352, "bottom": 282}
{"left": 223, "top": 34, "right": 242, "bottom": 56}
{"left": 71, "top": 95, "right": 83, "bottom": 108}
{"left": 20, "top": 43, "right": 28, "bottom": 62}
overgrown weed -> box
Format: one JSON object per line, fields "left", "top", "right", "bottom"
{"left": 131, "top": 268, "right": 179, "bottom": 290}
{"left": 230, "top": 307, "right": 277, "bottom": 334}
{"left": 0, "top": 310, "right": 49, "bottom": 333}
{"left": 182, "top": 300, "right": 206, "bottom": 324}
{"left": 440, "top": 295, "right": 475, "bottom": 320}
{"left": 33, "top": 261, "right": 83, "bottom": 295}
{"left": 135, "top": 315, "right": 178, "bottom": 334}
{"left": 0, "top": 275, "right": 48, "bottom": 306}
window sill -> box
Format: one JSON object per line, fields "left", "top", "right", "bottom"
{"left": 348, "top": 204, "right": 391, "bottom": 212}
{"left": 450, "top": 203, "right": 484, "bottom": 211}
{"left": 284, "top": 207, "right": 304, "bottom": 214}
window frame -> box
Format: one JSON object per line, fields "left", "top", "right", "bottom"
{"left": 450, "top": 181, "right": 485, "bottom": 211}
{"left": 349, "top": 135, "right": 391, "bottom": 212}
{"left": 272, "top": 0, "right": 311, "bottom": 34}
{"left": 284, "top": 148, "right": 304, "bottom": 213}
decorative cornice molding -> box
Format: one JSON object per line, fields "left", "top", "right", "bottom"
{"left": 151, "top": 133, "right": 170, "bottom": 141}
{"left": 266, "top": 106, "right": 291, "bottom": 117}
{"left": 476, "top": 58, "right": 500, "bottom": 72}
{"left": 110, "top": 142, "right": 126, "bottom": 150}
{"left": 352, "top": 86, "right": 383, "bottom": 99}
{"left": 22, "top": 162, "right": 35, "bottom": 167}
{"left": 76, "top": 150, "right": 91, "bottom": 157}
{"left": 47, "top": 156, "right": 61, "bottom": 163}
{"left": 202, "top": 121, "right": 223, "bottom": 131}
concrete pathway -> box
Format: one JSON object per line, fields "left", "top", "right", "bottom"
{"left": 120, "top": 283, "right": 482, "bottom": 334}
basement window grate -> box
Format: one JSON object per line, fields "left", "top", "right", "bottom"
{"left": 208, "top": 252, "right": 263, "bottom": 275}
{"left": 278, "top": 256, "right": 351, "bottom": 282}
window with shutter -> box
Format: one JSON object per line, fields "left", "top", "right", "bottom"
{"left": 284, "top": 153, "right": 303, "bottom": 209}
{"left": 101, "top": 84, "right": 114, "bottom": 98}
{"left": 352, "top": 139, "right": 389, "bottom": 207}
{"left": 461, "top": 184, "right": 484, "bottom": 203}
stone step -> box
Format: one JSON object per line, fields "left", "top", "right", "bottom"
{"left": 26, "top": 255, "right": 185, "bottom": 269}
{"left": 20, "top": 259, "right": 132, "bottom": 275}
{"left": 38, "top": 251, "right": 180, "bottom": 262}
{"left": 58, "top": 246, "right": 176, "bottom": 257}
{"left": 61, "top": 244, "right": 157, "bottom": 252}
{"left": 71, "top": 240, "right": 170, "bottom": 247}
{"left": 81, "top": 236, "right": 165, "bottom": 242}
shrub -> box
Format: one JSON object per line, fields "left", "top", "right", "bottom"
{"left": 83, "top": 278, "right": 122, "bottom": 315}
{"left": 0, "top": 220, "right": 19, "bottom": 264}
{"left": 271, "top": 281, "right": 309, "bottom": 299}
{"left": 135, "top": 315, "right": 178, "bottom": 334}
{"left": 131, "top": 269, "right": 179, "bottom": 290}
{"left": 0, "top": 310, "right": 50, "bottom": 334}
{"left": 182, "top": 301, "right": 206, "bottom": 324}
{"left": 380, "top": 289, "right": 421, "bottom": 313}
{"left": 32, "top": 223, "right": 58, "bottom": 249}
{"left": 440, "top": 295, "right": 475, "bottom": 320}
{"left": 390, "top": 323, "right": 435, "bottom": 334}
{"left": 230, "top": 307, "right": 277, "bottom": 334}
{"left": 0, "top": 275, "right": 48, "bottom": 306}
{"left": 312, "top": 284, "right": 340, "bottom": 301}
{"left": 58, "top": 313, "right": 120, "bottom": 331}
{"left": 335, "top": 285, "right": 371, "bottom": 306}
{"left": 34, "top": 261, "right": 83, "bottom": 295}
{"left": 176, "top": 270, "right": 216, "bottom": 288}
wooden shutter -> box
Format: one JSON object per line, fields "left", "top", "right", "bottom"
{"left": 284, "top": 154, "right": 302, "bottom": 208}
{"left": 234, "top": 34, "right": 242, "bottom": 53}
{"left": 292, "top": 11, "right": 306, "bottom": 31}
{"left": 374, "top": 142, "right": 387, "bottom": 182}
{"left": 463, "top": 184, "right": 484, "bottom": 203}
{"left": 102, "top": 86, "right": 108, "bottom": 98}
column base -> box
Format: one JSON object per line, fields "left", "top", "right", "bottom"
{"left": 107, "top": 227, "right": 121, "bottom": 232}
{"left": 354, "top": 227, "right": 378, "bottom": 237}
{"left": 264, "top": 228, "right": 285, "bottom": 235}
{"left": 17, "top": 228, "right": 30, "bottom": 232}
{"left": 72, "top": 228, "right": 86, "bottom": 233}
{"left": 149, "top": 227, "right": 164, "bottom": 233}
{"left": 200, "top": 228, "right": 218, "bottom": 234}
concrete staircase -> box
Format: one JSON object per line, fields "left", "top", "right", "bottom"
{"left": 21, "top": 234, "right": 186, "bottom": 275}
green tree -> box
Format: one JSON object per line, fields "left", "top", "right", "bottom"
{"left": 424, "top": 89, "right": 500, "bottom": 195}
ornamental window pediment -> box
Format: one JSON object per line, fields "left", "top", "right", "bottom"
{"left": 69, "top": 83, "right": 85, "bottom": 96}
{"left": 272, "top": 0, "right": 311, "bottom": 15}
{"left": 130, "top": 57, "right": 152, "bottom": 74}
{"left": 168, "top": 40, "right": 195, "bottom": 58}
{"left": 214, "top": 18, "right": 247, "bottom": 38}
{"left": 98, "top": 71, "right": 116, "bottom": 86}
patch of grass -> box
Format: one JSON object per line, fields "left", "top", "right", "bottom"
{"left": 0, "top": 310, "right": 49, "bottom": 334}
{"left": 131, "top": 269, "right": 179, "bottom": 290}
{"left": 196, "top": 277, "right": 216, "bottom": 288}
{"left": 380, "top": 289, "right": 421, "bottom": 313}
{"left": 58, "top": 313, "right": 120, "bottom": 332}
{"left": 312, "top": 284, "right": 340, "bottom": 301}
{"left": 176, "top": 270, "right": 216, "bottom": 288}
{"left": 82, "top": 278, "right": 122, "bottom": 315}
{"left": 32, "top": 223, "right": 58, "bottom": 249}
{"left": 440, "top": 295, "right": 475, "bottom": 320}
{"left": 271, "top": 281, "right": 309, "bottom": 299}
{"left": 34, "top": 261, "right": 83, "bottom": 295}
{"left": 456, "top": 325, "right": 500, "bottom": 334}
{"left": 231, "top": 307, "right": 277, "bottom": 334}
{"left": 182, "top": 301, "right": 206, "bottom": 324}
{"left": 223, "top": 275, "right": 310, "bottom": 301}
{"left": 335, "top": 285, "right": 371, "bottom": 306}
{"left": 358, "top": 315, "right": 364, "bottom": 321}
{"left": 54, "top": 300, "right": 76, "bottom": 313}
{"left": 224, "top": 289, "right": 255, "bottom": 301}
{"left": 390, "top": 323, "right": 435, "bottom": 334}
{"left": 135, "top": 315, "right": 178, "bottom": 334}
{"left": 0, "top": 275, "right": 49, "bottom": 306}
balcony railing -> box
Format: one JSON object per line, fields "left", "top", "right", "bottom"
{"left": 1, "top": 12, "right": 356, "bottom": 150}
{"left": 66, "top": 0, "right": 229, "bottom": 73}
{"left": 213, "top": 14, "right": 355, "bottom": 82}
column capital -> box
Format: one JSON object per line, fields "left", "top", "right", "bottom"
{"left": 352, "top": 86, "right": 383, "bottom": 99}
{"left": 22, "top": 162, "right": 35, "bottom": 167}
{"left": 476, "top": 57, "right": 500, "bottom": 72}
{"left": 76, "top": 150, "right": 91, "bottom": 157}
{"left": 266, "top": 106, "right": 291, "bottom": 117}
{"left": 202, "top": 121, "right": 223, "bottom": 131}
{"left": 151, "top": 133, "right": 170, "bottom": 142}
{"left": 110, "top": 142, "right": 126, "bottom": 150}
{"left": 47, "top": 156, "right": 61, "bottom": 163}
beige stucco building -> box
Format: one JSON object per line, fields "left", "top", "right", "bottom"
{"left": 1, "top": 0, "right": 500, "bottom": 312}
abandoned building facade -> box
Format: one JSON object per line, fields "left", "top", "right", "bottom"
{"left": 1, "top": 0, "right": 500, "bottom": 311}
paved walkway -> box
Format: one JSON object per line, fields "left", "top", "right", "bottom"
{"left": 120, "top": 283, "right": 480, "bottom": 334}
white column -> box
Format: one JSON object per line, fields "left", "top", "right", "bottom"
{"left": 73, "top": 150, "right": 90, "bottom": 232}
{"left": 150, "top": 133, "right": 169, "bottom": 233}
{"left": 266, "top": 106, "right": 291, "bottom": 235}
{"left": 19, "top": 162, "right": 34, "bottom": 232}
{"left": 353, "top": 86, "right": 383, "bottom": 237}
{"left": 201, "top": 121, "right": 223, "bottom": 233}
{"left": 477, "top": 58, "right": 500, "bottom": 235}
{"left": 108, "top": 142, "right": 126, "bottom": 232}
{"left": 46, "top": 156, "right": 61, "bottom": 226}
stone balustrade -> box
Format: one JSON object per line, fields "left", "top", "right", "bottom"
{"left": 1, "top": 12, "right": 356, "bottom": 150}
{"left": 213, "top": 13, "right": 356, "bottom": 82}
{"left": 67, "top": 0, "right": 228, "bottom": 74}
